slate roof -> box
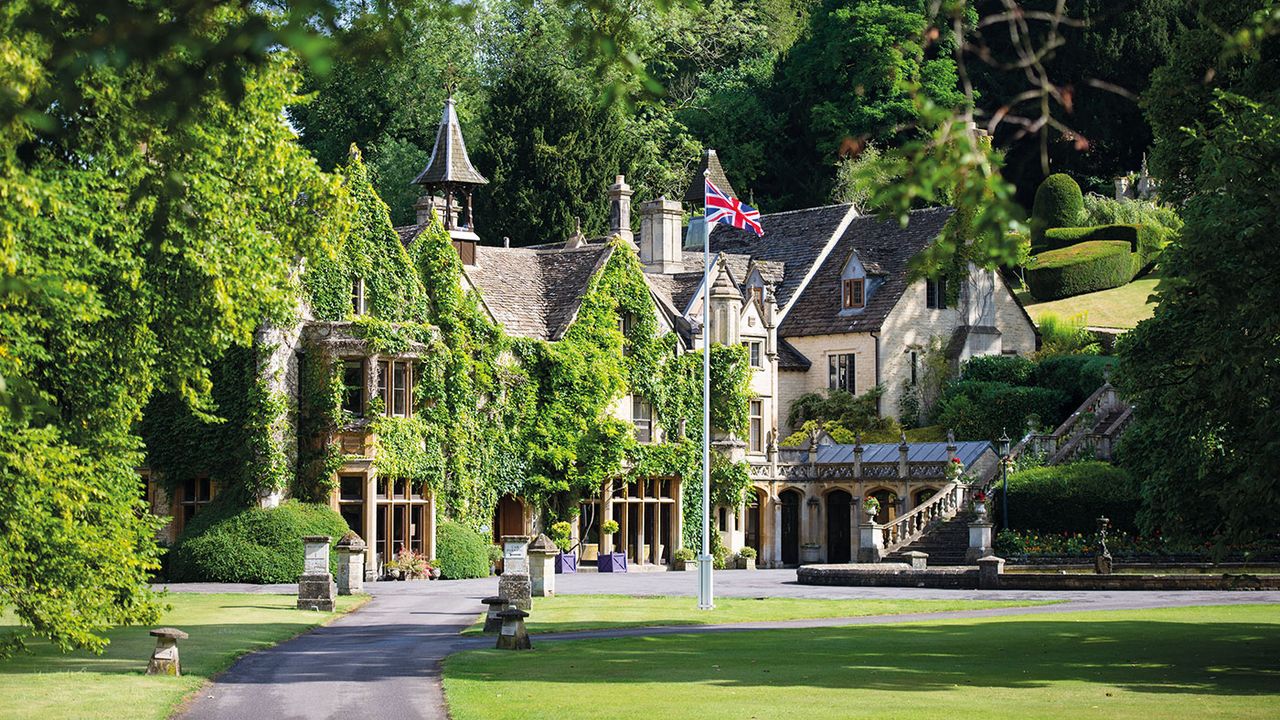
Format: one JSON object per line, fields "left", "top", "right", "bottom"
{"left": 413, "top": 98, "right": 488, "bottom": 187}
{"left": 644, "top": 271, "right": 702, "bottom": 318}
{"left": 816, "top": 441, "right": 991, "bottom": 468}
{"left": 684, "top": 149, "right": 737, "bottom": 204}
{"left": 709, "top": 203, "right": 857, "bottom": 310}
{"left": 462, "top": 244, "right": 613, "bottom": 340}
{"left": 779, "top": 207, "right": 954, "bottom": 338}
{"left": 776, "top": 338, "right": 811, "bottom": 371}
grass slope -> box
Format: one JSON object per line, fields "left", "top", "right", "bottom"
{"left": 462, "top": 595, "right": 1055, "bottom": 635}
{"left": 1018, "top": 273, "right": 1161, "bottom": 329}
{"left": 445, "top": 604, "right": 1280, "bottom": 720}
{"left": 0, "top": 592, "right": 366, "bottom": 720}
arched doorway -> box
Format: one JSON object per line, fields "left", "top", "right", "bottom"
{"left": 867, "top": 488, "right": 898, "bottom": 525}
{"left": 744, "top": 489, "right": 762, "bottom": 557}
{"left": 780, "top": 489, "right": 802, "bottom": 566}
{"left": 912, "top": 487, "right": 938, "bottom": 508}
{"left": 492, "top": 494, "right": 527, "bottom": 544}
{"left": 826, "top": 489, "right": 852, "bottom": 563}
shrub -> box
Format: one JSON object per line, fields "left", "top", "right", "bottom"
{"left": 1030, "top": 173, "right": 1084, "bottom": 244}
{"left": 1025, "top": 240, "right": 1133, "bottom": 300}
{"left": 435, "top": 520, "right": 491, "bottom": 579}
{"left": 549, "top": 520, "right": 573, "bottom": 552}
{"left": 961, "top": 355, "right": 1035, "bottom": 385}
{"left": 1035, "top": 312, "right": 1101, "bottom": 357}
{"left": 169, "top": 499, "right": 350, "bottom": 583}
{"left": 937, "top": 380, "right": 1071, "bottom": 441}
{"left": 1081, "top": 194, "right": 1182, "bottom": 237}
{"left": 991, "top": 461, "right": 1140, "bottom": 533}
{"left": 738, "top": 546, "right": 757, "bottom": 559}
{"left": 1040, "top": 223, "right": 1135, "bottom": 252}
{"left": 673, "top": 547, "right": 695, "bottom": 562}
{"left": 1032, "top": 354, "right": 1118, "bottom": 407}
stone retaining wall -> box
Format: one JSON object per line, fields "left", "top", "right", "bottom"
{"left": 797, "top": 564, "right": 1280, "bottom": 591}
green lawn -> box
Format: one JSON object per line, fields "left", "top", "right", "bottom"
{"left": 462, "top": 594, "right": 1056, "bottom": 635}
{"left": 444, "top": 604, "right": 1280, "bottom": 720}
{"left": 1018, "top": 272, "right": 1161, "bottom": 329}
{"left": 0, "top": 592, "right": 367, "bottom": 720}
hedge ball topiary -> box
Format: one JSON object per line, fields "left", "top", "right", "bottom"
{"left": 435, "top": 520, "right": 492, "bottom": 579}
{"left": 1030, "top": 173, "right": 1085, "bottom": 246}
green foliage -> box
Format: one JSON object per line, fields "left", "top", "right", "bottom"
{"left": 1030, "top": 174, "right": 1085, "bottom": 245}
{"left": 1034, "top": 313, "right": 1102, "bottom": 357}
{"left": 0, "top": 3, "right": 350, "bottom": 651}
{"left": 1081, "top": 195, "right": 1183, "bottom": 239}
{"left": 936, "top": 381, "right": 1070, "bottom": 442}
{"left": 991, "top": 462, "right": 1140, "bottom": 534}
{"left": 1026, "top": 241, "right": 1133, "bottom": 300}
{"left": 435, "top": 520, "right": 492, "bottom": 579}
{"left": 549, "top": 521, "right": 574, "bottom": 552}
{"left": 961, "top": 355, "right": 1035, "bottom": 385}
{"left": 787, "top": 387, "right": 898, "bottom": 440}
{"left": 1032, "top": 355, "right": 1118, "bottom": 408}
{"left": 829, "top": 144, "right": 891, "bottom": 211}
{"left": 1118, "top": 2, "right": 1280, "bottom": 548}
{"left": 169, "top": 500, "right": 349, "bottom": 584}
{"left": 1041, "top": 223, "right": 1168, "bottom": 277}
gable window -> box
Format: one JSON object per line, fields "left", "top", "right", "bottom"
{"left": 632, "top": 396, "right": 653, "bottom": 443}
{"left": 342, "top": 359, "right": 364, "bottom": 416}
{"left": 926, "top": 277, "right": 948, "bottom": 309}
{"left": 749, "top": 399, "right": 763, "bottom": 453}
{"left": 842, "top": 278, "right": 865, "bottom": 309}
{"left": 744, "top": 340, "right": 763, "bottom": 368}
{"left": 828, "top": 353, "right": 856, "bottom": 394}
{"left": 352, "top": 278, "right": 367, "bottom": 316}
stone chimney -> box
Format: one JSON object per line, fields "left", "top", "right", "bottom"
{"left": 609, "top": 175, "right": 634, "bottom": 244}
{"left": 639, "top": 196, "right": 684, "bottom": 274}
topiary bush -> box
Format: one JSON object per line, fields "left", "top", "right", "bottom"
{"left": 991, "top": 461, "right": 1140, "bottom": 533}
{"left": 168, "top": 499, "right": 350, "bottom": 583}
{"left": 961, "top": 355, "right": 1035, "bottom": 385}
{"left": 1030, "top": 173, "right": 1084, "bottom": 245}
{"left": 1040, "top": 223, "right": 1136, "bottom": 252}
{"left": 435, "top": 520, "right": 491, "bottom": 579}
{"left": 1025, "top": 240, "right": 1133, "bottom": 300}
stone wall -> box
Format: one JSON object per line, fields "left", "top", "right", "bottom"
{"left": 797, "top": 564, "right": 1280, "bottom": 591}
{"left": 776, "top": 332, "right": 877, "bottom": 436}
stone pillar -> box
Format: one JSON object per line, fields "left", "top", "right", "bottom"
{"left": 527, "top": 534, "right": 557, "bottom": 598}
{"left": 897, "top": 434, "right": 909, "bottom": 478}
{"left": 482, "top": 596, "right": 510, "bottom": 633}
{"left": 601, "top": 479, "right": 615, "bottom": 554}
{"left": 801, "top": 495, "right": 821, "bottom": 564}
{"left": 501, "top": 535, "right": 531, "bottom": 575}
{"left": 496, "top": 608, "right": 532, "bottom": 650}
{"left": 858, "top": 521, "right": 883, "bottom": 563}
{"left": 363, "top": 474, "right": 378, "bottom": 581}
{"left": 977, "top": 555, "right": 1005, "bottom": 590}
{"left": 966, "top": 518, "right": 993, "bottom": 563}
{"left": 499, "top": 535, "right": 532, "bottom": 610}
{"left": 297, "top": 535, "right": 336, "bottom": 611}
{"left": 146, "top": 628, "right": 188, "bottom": 676}
{"left": 336, "top": 532, "right": 366, "bottom": 595}
{"left": 771, "top": 497, "right": 782, "bottom": 569}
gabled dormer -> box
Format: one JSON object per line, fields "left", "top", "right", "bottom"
{"left": 839, "top": 251, "right": 868, "bottom": 312}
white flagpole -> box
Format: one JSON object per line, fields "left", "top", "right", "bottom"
{"left": 698, "top": 168, "right": 714, "bottom": 611}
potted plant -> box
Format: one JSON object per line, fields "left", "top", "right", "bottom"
{"left": 863, "top": 495, "right": 881, "bottom": 522}
{"left": 394, "top": 549, "right": 427, "bottom": 579}
{"left": 736, "top": 546, "right": 757, "bottom": 570}
{"left": 550, "top": 520, "right": 577, "bottom": 574}
{"left": 946, "top": 456, "right": 965, "bottom": 483}
{"left": 673, "top": 547, "right": 696, "bottom": 571}
{"left": 596, "top": 519, "right": 627, "bottom": 573}
{"left": 972, "top": 489, "right": 989, "bottom": 522}
{"left": 383, "top": 557, "right": 402, "bottom": 580}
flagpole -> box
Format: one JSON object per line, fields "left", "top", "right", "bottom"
{"left": 698, "top": 167, "right": 714, "bottom": 611}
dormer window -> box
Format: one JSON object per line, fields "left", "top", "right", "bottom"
{"left": 842, "top": 278, "right": 865, "bottom": 309}
{"left": 352, "top": 278, "right": 367, "bottom": 316}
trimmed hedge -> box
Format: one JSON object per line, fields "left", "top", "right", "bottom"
{"left": 1025, "top": 240, "right": 1133, "bottom": 300}
{"left": 435, "top": 520, "right": 491, "bottom": 579}
{"left": 936, "top": 380, "right": 1071, "bottom": 442}
{"left": 1031, "top": 355, "right": 1118, "bottom": 409}
{"left": 169, "top": 499, "right": 349, "bottom": 583}
{"left": 961, "top": 355, "right": 1035, "bottom": 385}
{"left": 1041, "top": 223, "right": 1166, "bottom": 276}
{"left": 1030, "top": 173, "right": 1084, "bottom": 245}
{"left": 992, "top": 461, "right": 1140, "bottom": 533}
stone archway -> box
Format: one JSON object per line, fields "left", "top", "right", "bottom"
{"left": 866, "top": 487, "right": 899, "bottom": 525}
{"left": 825, "top": 489, "right": 853, "bottom": 563}
{"left": 912, "top": 487, "right": 939, "bottom": 509}
{"left": 744, "top": 488, "right": 763, "bottom": 557}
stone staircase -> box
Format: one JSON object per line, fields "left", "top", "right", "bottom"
{"left": 885, "top": 511, "right": 976, "bottom": 566}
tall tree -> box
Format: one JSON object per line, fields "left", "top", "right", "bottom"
{"left": 1115, "top": 0, "right": 1280, "bottom": 548}
{"left": 0, "top": 1, "right": 347, "bottom": 652}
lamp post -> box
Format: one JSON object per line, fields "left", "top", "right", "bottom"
{"left": 698, "top": 168, "right": 714, "bottom": 611}
{"left": 997, "top": 429, "right": 1011, "bottom": 531}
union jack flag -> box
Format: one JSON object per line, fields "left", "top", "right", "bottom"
{"left": 705, "top": 179, "right": 763, "bottom": 237}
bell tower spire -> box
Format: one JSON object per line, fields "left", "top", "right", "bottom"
{"left": 412, "top": 92, "right": 489, "bottom": 246}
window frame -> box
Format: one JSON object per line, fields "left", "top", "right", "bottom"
{"left": 352, "top": 277, "right": 367, "bottom": 316}
{"left": 827, "top": 353, "right": 856, "bottom": 394}
{"left": 748, "top": 399, "right": 763, "bottom": 453}
{"left": 744, "top": 339, "right": 763, "bottom": 369}
{"left": 842, "top": 278, "right": 865, "bottom": 309}
{"left": 926, "top": 277, "right": 948, "bottom": 309}
{"left": 632, "top": 396, "right": 653, "bottom": 444}
{"left": 342, "top": 359, "right": 365, "bottom": 417}
{"left": 391, "top": 361, "right": 409, "bottom": 417}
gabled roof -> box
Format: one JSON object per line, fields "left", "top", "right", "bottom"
{"left": 780, "top": 207, "right": 954, "bottom": 338}
{"left": 777, "top": 338, "right": 811, "bottom": 371}
{"left": 709, "top": 203, "right": 860, "bottom": 311}
{"left": 461, "top": 244, "right": 612, "bottom": 341}
{"left": 684, "top": 149, "right": 737, "bottom": 204}
{"left": 413, "top": 98, "right": 488, "bottom": 187}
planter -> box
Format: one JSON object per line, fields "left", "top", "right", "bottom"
{"left": 429, "top": 566, "right": 441, "bottom": 580}
{"left": 581, "top": 543, "right": 600, "bottom": 562}
{"left": 736, "top": 556, "right": 756, "bottom": 570}
{"left": 597, "top": 552, "right": 628, "bottom": 573}
{"left": 555, "top": 552, "right": 578, "bottom": 574}
{"left": 675, "top": 559, "right": 697, "bottom": 571}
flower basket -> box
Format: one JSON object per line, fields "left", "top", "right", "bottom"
{"left": 555, "top": 552, "right": 577, "bottom": 574}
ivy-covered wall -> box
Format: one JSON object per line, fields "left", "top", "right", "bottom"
{"left": 143, "top": 143, "right": 752, "bottom": 553}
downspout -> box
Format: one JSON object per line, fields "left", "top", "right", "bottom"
{"left": 871, "top": 332, "right": 882, "bottom": 416}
